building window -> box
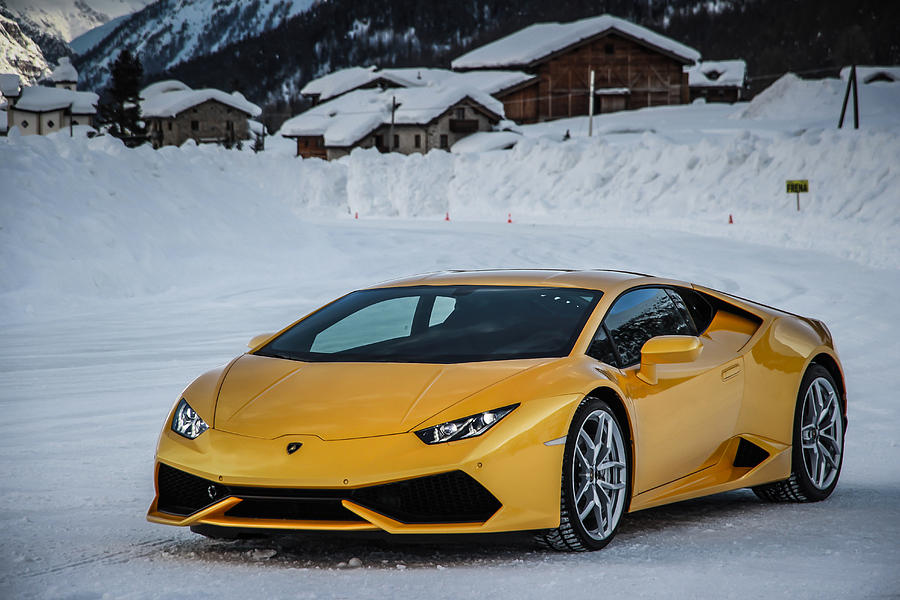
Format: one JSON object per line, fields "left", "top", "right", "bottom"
{"left": 375, "top": 135, "right": 384, "bottom": 150}
{"left": 21, "top": 120, "right": 28, "bottom": 129}
{"left": 455, "top": 108, "right": 465, "bottom": 119}
{"left": 167, "top": 121, "right": 173, "bottom": 131}
{"left": 226, "top": 120, "right": 234, "bottom": 131}
{"left": 393, "top": 134, "right": 399, "bottom": 148}
{"left": 72, "top": 120, "right": 79, "bottom": 125}
{"left": 440, "top": 134, "right": 448, "bottom": 149}
{"left": 414, "top": 134, "right": 421, "bottom": 148}
{"left": 191, "top": 120, "right": 199, "bottom": 131}
{"left": 316, "top": 138, "right": 323, "bottom": 148}
{"left": 47, "top": 120, "right": 55, "bottom": 128}
{"left": 605, "top": 43, "right": 614, "bottom": 54}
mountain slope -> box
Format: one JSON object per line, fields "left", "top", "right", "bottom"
{"left": 75, "top": 0, "right": 316, "bottom": 91}
{"left": 0, "top": 9, "right": 49, "bottom": 85}
{"left": 2, "top": 0, "right": 152, "bottom": 42}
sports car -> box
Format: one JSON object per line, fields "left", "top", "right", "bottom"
{"left": 147, "top": 270, "right": 846, "bottom": 551}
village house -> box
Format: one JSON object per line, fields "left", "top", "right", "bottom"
{"left": 0, "top": 64, "right": 98, "bottom": 136}
{"left": 451, "top": 14, "right": 700, "bottom": 122}
{"left": 688, "top": 60, "right": 747, "bottom": 103}
{"left": 280, "top": 85, "right": 503, "bottom": 160}
{"left": 141, "top": 80, "right": 261, "bottom": 148}
{"left": 301, "top": 65, "right": 536, "bottom": 108}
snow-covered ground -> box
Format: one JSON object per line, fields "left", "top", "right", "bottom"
{"left": 1, "top": 75, "right": 899, "bottom": 598}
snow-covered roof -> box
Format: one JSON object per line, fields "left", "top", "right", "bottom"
{"left": 13, "top": 85, "right": 98, "bottom": 114}
{"left": 302, "top": 66, "right": 538, "bottom": 104}
{"left": 300, "top": 66, "right": 418, "bottom": 101}
{"left": 141, "top": 88, "right": 262, "bottom": 118}
{"left": 280, "top": 85, "right": 504, "bottom": 147}
{"left": 688, "top": 60, "right": 746, "bottom": 88}
{"left": 141, "top": 79, "right": 192, "bottom": 99}
{"left": 382, "top": 68, "right": 537, "bottom": 96}
{"left": 452, "top": 14, "right": 700, "bottom": 70}
{"left": 840, "top": 66, "right": 900, "bottom": 84}
{"left": 0, "top": 73, "right": 22, "bottom": 97}
{"left": 49, "top": 57, "right": 78, "bottom": 83}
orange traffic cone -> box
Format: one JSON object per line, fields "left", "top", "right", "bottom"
{"left": 728, "top": 214, "right": 734, "bottom": 224}
{"left": 507, "top": 213, "right": 512, "bottom": 224}
{"left": 445, "top": 212, "right": 450, "bottom": 221}
{"left": 354, "top": 211, "right": 358, "bottom": 220}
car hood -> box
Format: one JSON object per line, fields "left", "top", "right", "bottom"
{"left": 213, "top": 354, "right": 552, "bottom": 440}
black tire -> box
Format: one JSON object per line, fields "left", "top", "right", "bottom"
{"left": 753, "top": 364, "right": 845, "bottom": 503}
{"left": 536, "top": 397, "right": 631, "bottom": 551}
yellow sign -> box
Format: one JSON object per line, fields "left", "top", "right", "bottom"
{"left": 786, "top": 180, "right": 809, "bottom": 194}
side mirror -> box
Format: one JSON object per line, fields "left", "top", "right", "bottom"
{"left": 637, "top": 335, "right": 701, "bottom": 384}
{"left": 247, "top": 332, "right": 274, "bottom": 349}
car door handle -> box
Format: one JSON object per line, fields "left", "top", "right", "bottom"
{"left": 721, "top": 363, "right": 742, "bottom": 381}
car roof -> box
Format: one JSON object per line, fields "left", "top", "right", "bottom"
{"left": 367, "top": 269, "right": 655, "bottom": 292}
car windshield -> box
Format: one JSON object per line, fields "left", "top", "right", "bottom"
{"left": 256, "top": 285, "right": 601, "bottom": 363}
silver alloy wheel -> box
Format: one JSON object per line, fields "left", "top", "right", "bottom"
{"left": 572, "top": 409, "right": 628, "bottom": 540}
{"left": 800, "top": 376, "right": 844, "bottom": 490}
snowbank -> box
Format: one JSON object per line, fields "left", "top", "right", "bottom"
{"left": 2, "top": 73, "right": 898, "bottom": 322}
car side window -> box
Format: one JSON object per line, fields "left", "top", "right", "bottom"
{"left": 668, "top": 287, "right": 714, "bottom": 334}
{"left": 587, "top": 324, "right": 619, "bottom": 367}
{"left": 603, "top": 287, "right": 693, "bottom": 367}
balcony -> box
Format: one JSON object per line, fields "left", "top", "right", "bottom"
{"left": 449, "top": 119, "right": 479, "bottom": 133}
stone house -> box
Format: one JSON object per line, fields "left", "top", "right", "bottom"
{"left": 141, "top": 82, "right": 261, "bottom": 148}
{"left": 451, "top": 14, "right": 700, "bottom": 122}
{"left": 280, "top": 85, "right": 503, "bottom": 160}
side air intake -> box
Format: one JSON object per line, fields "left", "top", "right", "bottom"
{"left": 733, "top": 438, "right": 770, "bottom": 469}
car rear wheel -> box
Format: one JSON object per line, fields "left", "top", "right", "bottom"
{"left": 537, "top": 397, "right": 630, "bottom": 551}
{"left": 753, "top": 364, "right": 845, "bottom": 502}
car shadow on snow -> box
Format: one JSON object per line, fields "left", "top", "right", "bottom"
{"left": 153, "top": 488, "right": 804, "bottom": 569}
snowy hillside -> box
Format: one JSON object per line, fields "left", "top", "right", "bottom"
{"left": 1, "top": 74, "right": 899, "bottom": 598}
{"left": 0, "top": 10, "right": 49, "bottom": 84}
{"left": 74, "top": 0, "right": 316, "bottom": 90}
{"left": 2, "top": 0, "right": 152, "bottom": 42}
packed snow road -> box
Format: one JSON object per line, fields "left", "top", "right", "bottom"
{"left": 1, "top": 220, "right": 898, "bottom": 599}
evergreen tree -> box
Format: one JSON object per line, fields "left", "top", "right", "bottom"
{"left": 99, "top": 50, "right": 146, "bottom": 142}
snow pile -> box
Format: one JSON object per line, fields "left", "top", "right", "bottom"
{"left": 734, "top": 72, "right": 900, "bottom": 124}
{"left": 452, "top": 14, "right": 700, "bottom": 69}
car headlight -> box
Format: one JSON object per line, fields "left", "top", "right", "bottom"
{"left": 415, "top": 404, "right": 518, "bottom": 444}
{"left": 171, "top": 398, "right": 209, "bottom": 439}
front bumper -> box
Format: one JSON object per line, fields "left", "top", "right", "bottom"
{"left": 147, "top": 394, "right": 580, "bottom": 534}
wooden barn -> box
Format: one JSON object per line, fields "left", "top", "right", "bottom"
{"left": 452, "top": 14, "right": 700, "bottom": 123}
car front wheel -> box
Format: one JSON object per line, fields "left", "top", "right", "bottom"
{"left": 537, "top": 397, "right": 630, "bottom": 551}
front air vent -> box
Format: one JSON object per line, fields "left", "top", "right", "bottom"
{"left": 156, "top": 464, "right": 501, "bottom": 524}
{"left": 733, "top": 438, "right": 770, "bottom": 468}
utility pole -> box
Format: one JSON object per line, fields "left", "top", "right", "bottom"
{"left": 838, "top": 65, "right": 860, "bottom": 130}
{"left": 389, "top": 96, "right": 397, "bottom": 152}
{"left": 588, "top": 69, "right": 595, "bottom": 137}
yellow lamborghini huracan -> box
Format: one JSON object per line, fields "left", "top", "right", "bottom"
{"left": 148, "top": 270, "right": 846, "bottom": 551}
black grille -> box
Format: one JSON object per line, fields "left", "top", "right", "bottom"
{"left": 156, "top": 463, "right": 500, "bottom": 524}
{"left": 352, "top": 471, "right": 501, "bottom": 524}
{"left": 157, "top": 463, "right": 224, "bottom": 516}
{"left": 225, "top": 499, "right": 366, "bottom": 521}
